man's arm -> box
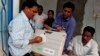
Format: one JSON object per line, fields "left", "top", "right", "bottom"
{"left": 29, "top": 36, "right": 42, "bottom": 44}
{"left": 52, "top": 13, "right": 64, "bottom": 31}
{"left": 66, "top": 19, "right": 76, "bottom": 41}
{"left": 9, "top": 19, "right": 29, "bottom": 48}
{"left": 65, "top": 39, "right": 76, "bottom": 56}
{"left": 64, "top": 20, "right": 76, "bottom": 49}
{"left": 52, "top": 19, "right": 60, "bottom": 28}
{"left": 52, "top": 13, "right": 62, "bottom": 28}
{"left": 86, "top": 42, "right": 99, "bottom": 56}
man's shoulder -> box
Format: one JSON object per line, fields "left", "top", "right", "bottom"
{"left": 91, "top": 39, "right": 98, "bottom": 45}
{"left": 68, "top": 16, "right": 76, "bottom": 25}
{"left": 56, "top": 13, "right": 63, "bottom": 20}
{"left": 11, "top": 13, "right": 26, "bottom": 24}
{"left": 14, "top": 12, "right": 23, "bottom": 18}
{"left": 70, "top": 16, "right": 76, "bottom": 22}
{"left": 57, "top": 13, "right": 63, "bottom": 16}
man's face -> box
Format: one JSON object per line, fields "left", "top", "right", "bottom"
{"left": 27, "top": 6, "right": 38, "bottom": 19}
{"left": 38, "top": 8, "right": 43, "bottom": 15}
{"left": 82, "top": 31, "right": 92, "bottom": 45}
{"left": 63, "top": 7, "right": 73, "bottom": 19}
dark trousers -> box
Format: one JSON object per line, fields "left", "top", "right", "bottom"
{"left": 24, "top": 52, "right": 35, "bottom": 56}
{"left": 9, "top": 52, "right": 12, "bottom": 56}
{"left": 24, "top": 53, "right": 31, "bottom": 56}
{"left": 9, "top": 52, "right": 34, "bottom": 56}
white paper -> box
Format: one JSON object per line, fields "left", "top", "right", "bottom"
{"left": 39, "top": 33, "right": 47, "bottom": 43}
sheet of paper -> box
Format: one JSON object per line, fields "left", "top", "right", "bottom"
{"left": 39, "top": 34, "right": 47, "bottom": 43}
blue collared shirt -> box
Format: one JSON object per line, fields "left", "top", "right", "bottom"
{"left": 52, "top": 13, "right": 76, "bottom": 49}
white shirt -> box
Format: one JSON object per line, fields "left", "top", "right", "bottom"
{"left": 8, "top": 11, "right": 34, "bottom": 56}
{"left": 33, "top": 13, "right": 47, "bottom": 29}
{"left": 67, "top": 36, "right": 99, "bottom": 56}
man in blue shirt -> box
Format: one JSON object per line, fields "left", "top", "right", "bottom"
{"left": 53, "top": 2, "right": 76, "bottom": 51}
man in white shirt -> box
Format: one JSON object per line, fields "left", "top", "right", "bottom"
{"left": 33, "top": 5, "right": 47, "bottom": 29}
{"left": 8, "top": 0, "right": 42, "bottom": 56}
{"left": 64, "top": 26, "right": 99, "bottom": 56}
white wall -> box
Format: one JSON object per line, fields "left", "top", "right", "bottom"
{"left": 82, "top": 0, "right": 95, "bottom": 30}
{"left": 95, "top": 16, "right": 100, "bottom": 51}
{"left": 13, "top": 0, "right": 19, "bottom": 18}
{"left": 13, "top": 0, "right": 58, "bottom": 17}
{"left": 82, "top": 0, "right": 100, "bottom": 51}
{"left": 95, "top": 0, "right": 100, "bottom": 51}
{"left": 37, "top": 0, "right": 58, "bottom": 17}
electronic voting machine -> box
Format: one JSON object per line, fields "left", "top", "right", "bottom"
{"left": 31, "top": 29, "right": 66, "bottom": 56}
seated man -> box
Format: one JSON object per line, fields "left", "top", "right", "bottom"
{"left": 64, "top": 26, "right": 99, "bottom": 56}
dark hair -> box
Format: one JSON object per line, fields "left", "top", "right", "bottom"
{"left": 83, "top": 26, "right": 95, "bottom": 36}
{"left": 38, "top": 5, "right": 43, "bottom": 11}
{"left": 21, "top": 0, "right": 38, "bottom": 10}
{"left": 48, "top": 10, "right": 54, "bottom": 15}
{"left": 63, "top": 2, "right": 75, "bottom": 12}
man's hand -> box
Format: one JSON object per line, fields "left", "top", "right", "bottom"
{"left": 56, "top": 26, "right": 64, "bottom": 31}
{"left": 33, "top": 36, "right": 42, "bottom": 43}
{"left": 44, "top": 24, "right": 52, "bottom": 30}
{"left": 29, "top": 36, "right": 42, "bottom": 44}
{"left": 65, "top": 50, "right": 76, "bottom": 56}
